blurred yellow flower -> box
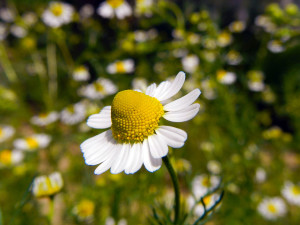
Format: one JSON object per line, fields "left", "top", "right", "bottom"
{"left": 32, "top": 172, "right": 63, "bottom": 198}
{"left": 73, "top": 199, "right": 95, "bottom": 221}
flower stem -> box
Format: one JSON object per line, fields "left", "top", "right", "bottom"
{"left": 163, "top": 156, "right": 180, "bottom": 225}
{"left": 0, "top": 42, "right": 18, "bottom": 83}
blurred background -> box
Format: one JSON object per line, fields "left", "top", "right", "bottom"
{"left": 1, "top": 0, "right": 300, "bottom": 224}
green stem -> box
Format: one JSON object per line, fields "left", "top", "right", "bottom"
{"left": 47, "top": 196, "right": 55, "bottom": 225}
{"left": 163, "top": 156, "right": 180, "bottom": 225}
{"left": 56, "top": 38, "right": 74, "bottom": 72}
{"left": 47, "top": 43, "right": 57, "bottom": 108}
{"left": 0, "top": 42, "right": 18, "bottom": 83}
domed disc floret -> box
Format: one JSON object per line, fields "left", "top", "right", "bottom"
{"left": 111, "top": 90, "right": 164, "bottom": 143}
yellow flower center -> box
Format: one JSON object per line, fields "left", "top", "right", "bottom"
{"left": 76, "top": 200, "right": 95, "bottom": 218}
{"left": 39, "top": 113, "right": 48, "bottom": 118}
{"left": 115, "top": 61, "right": 126, "bottom": 73}
{"left": 202, "top": 177, "right": 211, "bottom": 187}
{"left": 0, "top": 128, "right": 3, "bottom": 137}
{"left": 203, "top": 195, "right": 212, "bottom": 205}
{"left": 292, "top": 186, "right": 300, "bottom": 195}
{"left": 75, "top": 66, "right": 86, "bottom": 73}
{"left": 0, "top": 150, "right": 12, "bottom": 165}
{"left": 25, "top": 137, "right": 39, "bottom": 149}
{"left": 107, "top": 0, "right": 124, "bottom": 8}
{"left": 94, "top": 82, "right": 104, "bottom": 92}
{"left": 35, "top": 177, "right": 61, "bottom": 197}
{"left": 267, "top": 204, "right": 277, "bottom": 213}
{"left": 217, "top": 70, "right": 227, "bottom": 80}
{"left": 111, "top": 90, "right": 164, "bottom": 143}
{"left": 50, "top": 3, "right": 64, "bottom": 17}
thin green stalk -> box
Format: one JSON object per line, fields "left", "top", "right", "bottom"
{"left": 47, "top": 43, "right": 57, "bottom": 108}
{"left": 56, "top": 38, "right": 74, "bottom": 72}
{"left": 163, "top": 156, "right": 180, "bottom": 225}
{"left": 0, "top": 42, "right": 18, "bottom": 82}
{"left": 47, "top": 196, "right": 55, "bottom": 225}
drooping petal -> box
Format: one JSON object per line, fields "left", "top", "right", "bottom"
{"left": 145, "top": 83, "right": 157, "bottom": 96}
{"left": 163, "top": 89, "right": 201, "bottom": 111}
{"left": 125, "top": 143, "right": 143, "bottom": 174}
{"left": 155, "top": 126, "right": 187, "bottom": 148}
{"left": 129, "top": 143, "right": 143, "bottom": 174}
{"left": 81, "top": 130, "right": 116, "bottom": 165}
{"left": 87, "top": 106, "right": 112, "bottom": 129}
{"left": 143, "top": 139, "right": 162, "bottom": 172}
{"left": 163, "top": 103, "right": 200, "bottom": 122}
{"left": 148, "top": 134, "right": 168, "bottom": 158}
{"left": 94, "top": 148, "right": 118, "bottom": 175}
{"left": 110, "top": 143, "right": 130, "bottom": 174}
{"left": 156, "top": 71, "right": 185, "bottom": 101}
{"left": 124, "top": 143, "right": 138, "bottom": 174}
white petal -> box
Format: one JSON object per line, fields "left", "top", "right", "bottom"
{"left": 152, "top": 81, "right": 170, "bottom": 99}
{"left": 81, "top": 130, "right": 116, "bottom": 165}
{"left": 124, "top": 143, "right": 138, "bottom": 173}
{"left": 163, "top": 103, "right": 200, "bottom": 122}
{"left": 94, "top": 149, "right": 118, "bottom": 175}
{"left": 163, "top": 89, "right": 201, "bottom": 111}
{"left": 97, "top": 3, "right": 114, "bottom": 18}
{"left": 145, "top": 83, "right": 156, "bottom": 96}
{"left": 143, "top": 139, "right": 162, "bottom": 172}
{"left": 156, "top": 71, "right": 185, "bottom": 101}
{"left": 110, "top": 144, "right": 130, "bottom": 174}
{"left": 129, "top": 143, "right": 143, "bottom": 174}
{"left": 87, "top": 106, "right": 111, "bottom": 129}
{"left": 155, "top": 126, "right": 187, "bottom": 148}
{"left": 148, "top": 134, "right": 168, "bottom": 158}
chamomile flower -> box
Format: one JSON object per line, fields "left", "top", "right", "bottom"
{"left": 192, "top": 174, "right": 221, "bottom": 199}
{"left": 267, "top": 40, "right": 285, "bottom": 53}
{"left": 73, "top": 199, "right": 95, "bottom": 221}
{"left": 255, "top": 167, "right": 267, "bottom": 183}
{"left": 181, "top": 55, "right": 199, "bottom": 74}
{"left": 79, "top": 78, "right": 118, "bottom": 100}
{"left": 217, "top": 31, "right": 233, "bottom": 47}
{"left": 97, "top": 0, "right": 132, "bottom": 19}
{"left": 72, "top": 65, "right": 90, "bottom": 81}
{"left": 81, "top": 72, "right": 200, "bottom": 175}
{"left": 107, "top": 59, "right": 134, "bottom": 74}
{"left": 61, "top": 102, "right": 86, "bottom": 125}
{"left": 10, "top": 25, "right": 27, "bottom": 38}
{"left": 216, "top": 69, "right": 236, "bottom": 85}
{"left": 0, "top": 149, "right": 24, "bottom": 167}
{"left": 225, "top": 50, "right": 242, "bottom": 65}
{"left": 0, "top": 125, "right": 15, "bottom": 143}
{"left": 135, "top": 0, "right": 154, "bottom": 17}
{"left": 229, "top": 20, "right": 246, "bottom": 33}
{"left": 207, "top": 160, "right": 221, "bottom": 174}
{"left": 32, "top": 172, "right": 63, "bottom": 198}
{"left": 247, "top": 70, "right": 265, "bottom": 92}
{"left": 281, "top": 181, "right": 300, "bottom": 206}
{"left": 42, "top": 1, "right": 74, "bottom": 28}
{"left": 0, "top": 8, "right": 15, "bottom": 22}
{"left": 187, "top": 194, "right": 219, "bottom": 217}
{"left": 257, "top": 197, "right": 287, "bottom": 220}
{"left": 13, "top": 134, "right": 51, "bottom": 151}
{"left": 30, "top": 111, "right": 59, "bottom": 126}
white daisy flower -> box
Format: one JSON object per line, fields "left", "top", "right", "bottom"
{"left": 255, "top": 167, "right": 267, "bottom": 183}
{"left": 79, "top": 78, "right": 118, "bottom": 100}
{"left": 217, "top": 31, "right": 233, "bottom": 47}
{"left": 181, "top": 55, "right": 199, "bottom": 74}
{"left": 187, "top": 194, "right": 219, "bottom": 217}
{"left": 192, "top": 174, "right": 221, "bottom": 199}
{"left": 229, "top": 20, "right": 246, "bottom": 33}
{"left": 79, "top": 4, "right": 94, "bottom": 20}
{"left": 281, "top": 181, "right": 300, "bottom": 206}
{"left": 0, "top": 8, "right": 15, "bottom": 22}
{"left": 30, "top": 111, "right": 59, "bottom": 126}
{"left": 105, "top": 217, "right": 127, "bottom": 225}
{"left": 135, "top": 0, "right": 154, "bottom": 17}
{"left": 13, "top": 134, "right": 51, "bottom": 151}
{"left": 225, "top": 50, "right": 242, "bottom": 65}
{"left": 257, "top": 197, "right": 287, "bottom": 220}
{"left": 255, "top": 15, "right": 276, "bottom": 33}
{"left": 22, "top": 12, "right": 38, "bottom": 26}
{"left": 107, "top": 59, "right": 134, "bottom": 74}
{"left": 216, "top": 69, "right": 236, "bottom": 85}
{"left": 42, "top": 1, "right": 74, "bottom": 28}
{"left": 267, "top": 40, "right": 285, "bottom": 53}
{"left": 97, "top": 0, "right": 132, "bottom": 19}
{"left": 72, "top": 65, "right": 90, "bottom": 81}
{"left": 32, "top": 172, "right": 63, "bottom": 198}
{"left": 134, "top": 29, "right": 157, "bottom": 42}
{"left": 132, "top": 77, "right": 148, "bottom": 92}
{"left": 0, "top": 125, "right": 15, "bottom": 143}
{"left": 247, "top": 70, "right": 265, "bottom": 92}
{"left": 10, "top": 25, "right": 27, "bottom": 38}
{"left": 81, "top": 71, "right": 201, "bottom": 175}
{"left": 0, "top": 149, "right": 24, "bottom": 167}
{"left": 207, "top": 160, "right": 221, "bottom": 174}
{"left": 61, "top": 102, "right": 86, "bottom": 125}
